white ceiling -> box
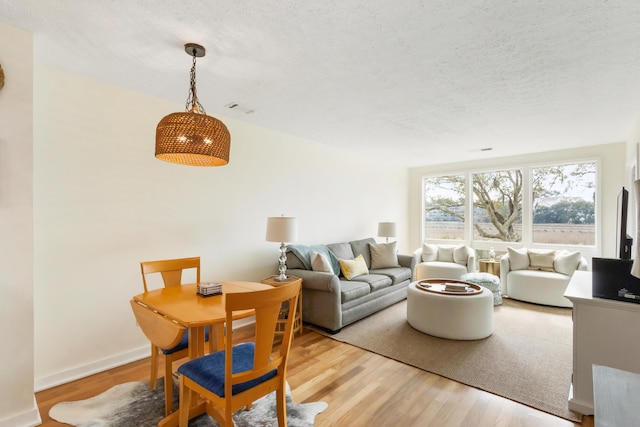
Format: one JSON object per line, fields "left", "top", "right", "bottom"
{"left": 2, "top": 0, "right": 640, "bottom": 167}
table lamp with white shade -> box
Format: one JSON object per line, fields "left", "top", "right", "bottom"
{"left": 266, "top": 216, "right": 298, "bottom": 281}
{"left": 378, "top": 221, "right": 397, "bottom": 243}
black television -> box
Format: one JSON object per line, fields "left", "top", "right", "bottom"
{"left": 616, "top": 186, "right": 633, "bottom": 260}
{"left": 592, "top": 186, "right": 640, "bottom": 303}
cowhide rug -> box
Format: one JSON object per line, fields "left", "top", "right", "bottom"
{"left": 49, "top": 376, "right": 327, "bottom": 427}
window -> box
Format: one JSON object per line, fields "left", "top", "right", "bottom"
{"left": 422, "top": 160, "right": 597, "bottom": 248}
{"left": 472, "top": 169, "right": 522, "bottom": 242}
{"left": 423, "top": 175, "right": 465, "bottom": 240}
{"left": 532, "top": 162, "right": 596, "bottom": 245}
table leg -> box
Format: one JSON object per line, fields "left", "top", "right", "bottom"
{"left": 158, "top": 326, "right": 207, "bottom": 426}
{"left": 188, "top": 326, "right": 205, "bottom": 359}
{"left": 216, "top": 323, "right": 225, "bottom": 351}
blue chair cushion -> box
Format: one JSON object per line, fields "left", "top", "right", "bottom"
{"left": 162, "top": 326, "right": 210, "bottom": 355}
{"left": 177, "top": 342, "right": 277, "bottom": 397}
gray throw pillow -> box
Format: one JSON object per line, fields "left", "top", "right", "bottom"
{"left": 369, "top": 242, "right": 400, "bottom": 269}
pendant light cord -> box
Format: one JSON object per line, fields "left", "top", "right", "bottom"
{"left": 185, "top": 54, "right": 206, "bottom": 115}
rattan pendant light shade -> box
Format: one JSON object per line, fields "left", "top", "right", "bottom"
{"left": 155, "top": 43, "right": 230, "bottom": 167}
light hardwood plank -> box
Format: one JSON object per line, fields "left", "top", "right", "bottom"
{"left": 36, "top": 327, "right": 594, "bottom": 427}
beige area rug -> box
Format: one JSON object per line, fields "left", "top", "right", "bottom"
{"left": 315, "top": 298, "right": 581, "bottom": 423}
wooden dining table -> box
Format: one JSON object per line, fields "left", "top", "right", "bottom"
{"left": 132, "top": 281, "right": 272, "bottom": 427}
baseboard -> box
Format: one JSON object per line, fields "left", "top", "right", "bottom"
{"left": 568, "top": 383, "right": 593, "bottom": 415}
{"left": 34, "top": 345, "right": 149, "bottom": 392}
{"left": 0, "top": 395, "right": 42, "bottom": 427}
{"left": 34, "top": 316, "right": 256, "bottom": 392}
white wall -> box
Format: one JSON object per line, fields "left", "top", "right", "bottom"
{"left": 408, "top": 142, "right": 628, "bottom": 263}
{"left": 625, "top": 114, "right": 640, "bottom": 252}
{"left": 32, "top": 65, "right": 408, "bottom": 390}
{"left": 0, "top": 24, "right": 40, "bottom": 427}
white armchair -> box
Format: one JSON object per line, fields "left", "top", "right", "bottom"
{"left": 500, "top": 247, "right": 588, "bottom": 307}
{"left": 413, "top": 243, "right": 476, "bottom": 281}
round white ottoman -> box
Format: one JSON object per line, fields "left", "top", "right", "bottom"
{"left": 407, "top": 281, "right": 494, "bottom": 340}
{"left": 461, "top": 272, "right": 503, "bottom": 305}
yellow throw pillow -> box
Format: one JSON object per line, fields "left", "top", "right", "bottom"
{"left": 339, "top": 254, "right": 369, "bottom": 280}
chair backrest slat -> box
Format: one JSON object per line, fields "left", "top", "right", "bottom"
{"left": 140, "top": 256, "right": 201, "bottom": 291}
{"left": 225, "top": 281, "right": 300, "bottom": 387}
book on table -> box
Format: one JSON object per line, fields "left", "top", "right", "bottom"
{"left": 444, "top": 283, "right": 468, "bottom": 292}
{"left": 197, "top": 282, "right": 222, "bottom": 296}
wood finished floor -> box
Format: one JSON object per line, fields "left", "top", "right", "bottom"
{"left": 36, "top": 326, "right": 594, "bottom": 427}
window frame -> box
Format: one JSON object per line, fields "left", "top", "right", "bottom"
{"left": 421, "top": 158, "right": 600, "bottom": 258}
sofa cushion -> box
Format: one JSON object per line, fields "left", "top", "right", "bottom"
{"left": 437, "top": 245, "right": 455, "bottom": 262}
{"left": 370, "top": 266, "right": 412, "bottom": 285}
{"left": 528, "top": 249, "right": 556, "bottom": 272}
{"left": 508, "top": 247, "right": 529, "bottom": 270}
{"left": 339, "top": 254, "right": 369, "bottom": 280}
{"left": 287, "top": 244, "right": 312, "bottom": 269}
{"left": 285, "top": 250, "right": 307, "bottom": 270}
{"left": 421, "top": 243, "right": 438, "bottom": 262}
{"left": 453, "top": 245, "right": 470, "bottom": 265}
{"left": 554, "top": 250, "right": 582, "bottom": 276}
{"left": 340, "top": 280, "right": 371, "bottom": 302}
{"left": 310, "top": 250, "right": 332, "bottom": 273}
{"left": 286, "top": 244, "right": 340, "bottom": 274}
{"left": 369, "top": 242, "right": 400, "bottom": 269}
{"left": 327, "top": 242, "right": 354, "bottom": 260}
{"left": 507, "top": 269, "right": 573, "bottom": 307}
{"left": 349, "top": 238, "right": 376, "bottom": 268}
{"left": 351, "top": 273, "right": 393, "bottom": 291}
{"left": 415, "top": 261, "right": 468, "bottom": 281}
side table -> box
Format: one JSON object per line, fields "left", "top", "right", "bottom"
{"left": 479, "top": 259, "right": 500, "bottom": 277}
{"left": 260, "top": 275, "right": 303, "bottom": 336}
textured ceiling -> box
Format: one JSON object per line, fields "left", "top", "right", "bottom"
{"left": 2, "top": 1, "right": 640, "bottom": 167}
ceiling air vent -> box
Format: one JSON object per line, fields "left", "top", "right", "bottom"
{"left": 225, "top": 102, "right": 255, "bottom": 114}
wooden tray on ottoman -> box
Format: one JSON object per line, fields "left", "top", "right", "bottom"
{"left": 416, "top": 279, "right": 483, "bottom": 296}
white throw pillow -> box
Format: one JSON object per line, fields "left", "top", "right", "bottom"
{"left": 507, "top": 247, "right": 529, "bottom": 270}
{"left": 528, "top": 249, "right": 556, "bottom": 272}
{"left": 310, "top": 250, "right": 332, "bottom": 273}
{"left": 421, "top": 243, "right": 438, "bottom": 262}
{"left": 554, "top": 250, "right": 582, "bottom": 276}
{"left": 437, "top": 245, "right": 455, "bottom": 262}
{"left": 453, "top": 245, "right": 470, "bottom": 265}
{"left": 369, "top": 242, "right": 400, "bottom": 269}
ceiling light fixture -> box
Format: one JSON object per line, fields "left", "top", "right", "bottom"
{"left": 155, "top": 43, "right": 230, "bottom": 167}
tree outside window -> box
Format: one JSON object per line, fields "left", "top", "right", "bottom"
{"left": 472, "top": 170, "right": 522, "bottom": 242}
{"left": 424, "top": 175, "right": 465, "bottom": 240}
{"left": 423, "top": 161, "right": 596, "bottom": 246}
{"left": 532, "top": 162, "right": 596, "bottom": 245}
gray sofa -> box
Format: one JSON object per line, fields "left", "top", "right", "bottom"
{"left": 285, "top": 237, "right": 417, "bottom": 333}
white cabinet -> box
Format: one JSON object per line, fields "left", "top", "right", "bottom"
{"left": 565, "top": 271, "right": 640, "bottom": 415}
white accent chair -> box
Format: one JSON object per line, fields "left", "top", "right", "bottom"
{"left": 413, "top": 243, "right": 476, "bottom": 281}
{"left": 500, "top": 247, "right": 588, "bottom": 308}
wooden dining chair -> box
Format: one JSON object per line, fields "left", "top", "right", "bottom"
{"left": 139, "top": 256, "right": 215, "bottom": 415}
{"left": 140, "top": 256, "right": 201, "bottom": 293}
{"left": 130, "top": 299, "right": 186, "bottom": 416}
{"left": 177, "top": 280, "right": 301, "bottom": 427}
